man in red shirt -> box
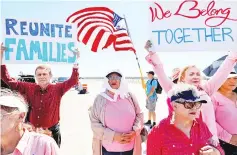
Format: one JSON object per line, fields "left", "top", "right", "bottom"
{"left": 147, "top": 83, "right": 224, "bottom": 155}
{"left": 0, "top": 43, "right": 79, "bottom": 147}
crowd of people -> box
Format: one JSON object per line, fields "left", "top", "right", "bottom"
{"left": 1, "top": 39, "right": 237, "bottom": 155}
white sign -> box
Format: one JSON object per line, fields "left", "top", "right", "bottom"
{"left": 2, "top": 18, "right": 77, "bottom": 64}
{"left": 148, "top": 0, "right": 237, "bottom": 52}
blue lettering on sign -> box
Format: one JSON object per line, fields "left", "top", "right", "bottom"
{"left": 5, "top": 18, "right": 73, "bottom": 38}
{"left": 4, "top": 18, "right": 76, "bottom": 63}
{"left": 152, "top": 27, "right": 234, "bottom": 45}
{"left": 4, "top": 38, "right": 16, "bottom": 60}
{"left": 6, "top": 19, "right": 18, "bottom": 35}
{"left": 16, "top": 39, "right": 30, "bottom": 60}
{"left": 42, "top": 42, "right": 49, "bottom": 62}
{"left": 61, "top": 43, "right": 67, "bottom": 62}
{"left": 68, "top": 42, "right": 76, "bottom": 63}
{"left": 30, "top": 41, "right": 43, "bottom": 60}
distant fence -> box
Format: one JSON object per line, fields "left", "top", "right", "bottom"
{"left": 79, "top": 77, "right": 150, "bottom": 84}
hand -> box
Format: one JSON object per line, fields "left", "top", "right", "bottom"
{"left": 113, "top": 131, "right": 136, "bottom": 144}
{"left": 73, "top": 48, "right": 80, "bottom": 59}
{"left": 199, "top": 145, "right": 220, "bottom": 155}
{"left": 113, "top": 132, "right": 127, "bottom": 144}
{"left": 123, "top": 131, "right": 136, "bottom": 143}
{"left": 144, "top": 40, "right": 152, "bottom": 52}
{"left": 36, "top": 128, "right": 52, "bottom": 137}
{"left": 230, "top": 134, "right": 237, "bottom": 146}
{"left": 73, "top": 63, "right": 79, "bottom": 69}
{"left": 1, "top": 43, "right": 6, "bottom": 61}
{"left": 23, "top": 123, "right": 35, "bottom": 132}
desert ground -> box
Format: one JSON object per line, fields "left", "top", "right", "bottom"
{"left": 58, "top": 79, "right": 169, "bottom": 155}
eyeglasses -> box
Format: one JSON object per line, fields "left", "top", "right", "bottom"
{"left": 108, "top": 76, "right": 122, "bottom": 81}
{"left": 0, "top": 112, "right": 14, "bottom": 120}
{"left": 175, "top": 101, "right": 202, "bottom": 109}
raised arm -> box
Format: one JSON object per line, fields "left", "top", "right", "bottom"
{"left": 201, "top": 102, "right": 219, "bottom": 144}
{"left": 145, "top": 52, "right": 174, "bottom": 93}
{"left": 1, "top": 43, "right": 30, "bottom": 93}
{"left": 203, "top": 51, "right": 237, "bottom": 96}
{"left": 144, "top": 40, "right": 174, "bottom": 93}
{"left": 57, "top": 66, "right": 79, "bottom": 96}
{"left": 89, "top": 95, "right": 115, "bottom": 142}
{"left": 57, "top": 49, "right": 80, "bottom": 95}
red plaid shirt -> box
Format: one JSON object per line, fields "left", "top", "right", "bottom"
{"left": 147, "top": 116, "right": 224, "bottom": 155}
{"left": 1, "top": 65, "right": 78, "bottom": 128}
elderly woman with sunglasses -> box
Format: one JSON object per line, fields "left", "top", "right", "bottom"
{"left": 0, "top": 89, "right": 59, "bottom": 155}
{"left": 89, "top": 70, "right": 143, "bottom": 155}
{"left": 144, "top": 40, "right": 237, "bottom": 146}
{"left": 147, "top": 83, "right": 224, "bottom": 155}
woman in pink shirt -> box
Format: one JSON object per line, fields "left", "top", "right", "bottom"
{"left": 147, "top": 83, "right": 224, "bottom": 155}
{"left": 144, "top": 40, "right": 237, "bottom": 145}
{"left": 211, "top": 72, "right": 237, "bottom": 154}
{"left": 89, "top": 70, "right": 143, "bottom": 155}
{"left": 0, "top": 89, "right": 60, "bottom": 155}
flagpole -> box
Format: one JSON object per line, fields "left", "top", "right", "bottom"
{"left": 123, "top": 15, "right": 146, "bottom": 90}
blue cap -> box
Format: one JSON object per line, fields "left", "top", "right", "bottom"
{"left": 170, "top": 89, "right": 207, "bottom": 103}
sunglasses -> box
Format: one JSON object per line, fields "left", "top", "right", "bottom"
{"left": 108, "top": 76, "right": 122, "bottom": 81}
{"left": 175, "top": 101, "right": 202, "bottom": 109}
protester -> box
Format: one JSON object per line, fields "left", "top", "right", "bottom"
{"left": 76, "top": 81, "right": 87, "bottom": 94}
{"left": 0, "top": 43, "right": 80, "bottom": 147}
{"left": 147, "top": 83, "right": 224, "bottom": 155}
{"left": 144, "top": 40, "right": 237, "bottom": 145}
{"left": 211, "top": 71, "right": 237, "bottom": 154}
{"left": 144, "top": 71, "right": 158, "bottom": 129}
{"left": 89, "top": 69, "right": 143, "bottom": 155}
{"left": 0, "top": 88, "right": 60, "bottom": 155}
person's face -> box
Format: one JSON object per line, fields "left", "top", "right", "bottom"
{"left": 148, "top": 73, "right": 154, "bottom": 80}
{"left": 0, "top": 108, "right": 22, "bottom": 136}
{"left": 173, "top": 101, "right": 202, "bottom": 121}
{"left": 221, "top": 77, "right": 237, "bottom": 91}
{"left": 108, "top": 73, "right": 121, "bottom": 89}
{"left": 35, "top": 69, "right": 52, "bottom": 86}
{"left": 183, "top": 67, "right": 201, "bottom": 87}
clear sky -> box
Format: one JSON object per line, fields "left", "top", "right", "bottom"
{"left": 0, "top": 0, "right": 231, "bottom": 78}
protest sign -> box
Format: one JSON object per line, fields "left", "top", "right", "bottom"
{"left": 2, "top": 18, "right": 77, "bottom": 64}
{"left": 148, "top": 0, "right": 237, "bottom": 52}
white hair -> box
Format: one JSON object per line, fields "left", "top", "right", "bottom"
{"left": 0, "top": 88, "right": 28, "bottom": 113}
{"left": 168, "top": 83, "right": 199, "bottom": 99}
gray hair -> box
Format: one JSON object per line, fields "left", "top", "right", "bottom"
{"left": 0, "top": 88, "right": 28, "bottom": 113}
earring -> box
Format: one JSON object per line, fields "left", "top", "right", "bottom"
{"left": 15, "top": 122, "right": 23, "bottom": 132}
{"left": 170, "top": 111, "right": 175, "bottom": 124}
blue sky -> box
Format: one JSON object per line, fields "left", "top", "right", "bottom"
{"left": 1, "top": 0, "right": 231, "bottom": 78}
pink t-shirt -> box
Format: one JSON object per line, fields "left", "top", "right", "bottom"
{"left": 12, "top": 130, "right": 59, "bottom": 155}
{"left": 102, "top": 96, "right": 136, "bottom": 152}
{"left": 212, "top": 92, "right": 237, "bottom": 142}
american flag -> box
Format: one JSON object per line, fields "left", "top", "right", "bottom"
{"left": 66, "top": 7, "right": 136, "bottom": 53}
